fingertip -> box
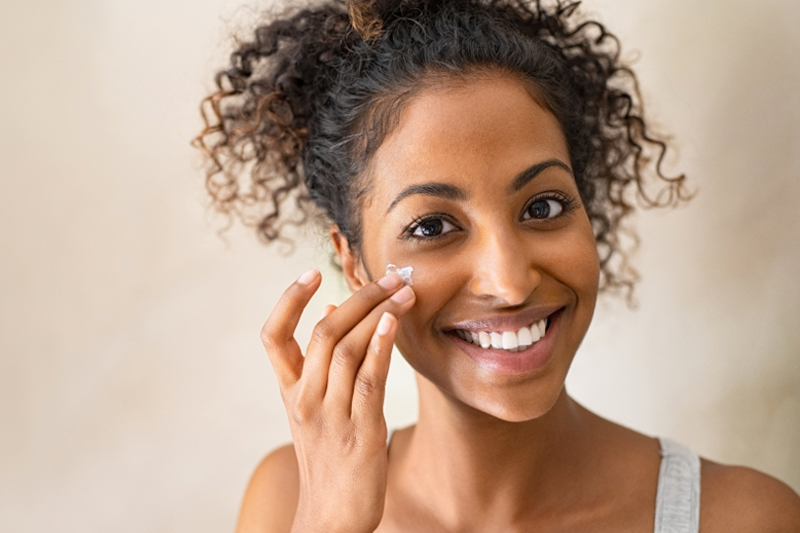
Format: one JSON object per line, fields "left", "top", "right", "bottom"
{"left": 321, "top": 304, "right": 337, "bottom": 318}
{"left": 389, "top": 285, "right": 415, "bottom": 305}
{"left": 377, "top": 272, "right": 404, "bottom": 290}
{"left": 296, "top": 268, "right": 320, "bottom": 286}
{"left": 376, "top": 312, "right": 395, "bottom": 337}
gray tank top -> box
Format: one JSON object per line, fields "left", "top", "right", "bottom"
{"left": 654, "top": 438, "right": 701, "bottom": 533}
{"left": 386, "top": 433, "right": 701, "bottom": 532}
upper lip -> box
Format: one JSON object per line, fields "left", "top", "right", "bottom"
{"left": 445, "top": 305, "right": 563, "bottom": 333}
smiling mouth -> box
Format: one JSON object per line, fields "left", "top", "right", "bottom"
{"left": 450, "top": 316, "right": 551, "bottom": 352}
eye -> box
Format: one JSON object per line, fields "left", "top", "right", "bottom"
{"left": 407, "top": 216, "right": 459, "bottom": 239}
{"left": 523, "top": 198, "right": 564, "bottom": 220}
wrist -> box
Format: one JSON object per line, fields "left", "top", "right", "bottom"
{"left": 291, "top": 517, "right": 375, "bottom": 533}
{"left": 291, "top": 509, "right": 378, "bottom": 533}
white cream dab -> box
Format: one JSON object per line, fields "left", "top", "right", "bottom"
{"left": 386, "top": 264, "right": 414, "bottom": 286}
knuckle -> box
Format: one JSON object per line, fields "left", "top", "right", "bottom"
{"left": 331, "top": 340, "right": 358, "bottom": 369}
{"left": 290, "top": 399, "right": 315, "bottom": 425}
{"left": 260, "top": 330, "right": 274, "bottom": 349}
{"left": 310, "top": 319, "right": 336, "bottom": 345}
{"left": 260, "top": 321, "right": 279, "bottom": 349}
{"left": 340, "top": 427, "right": 361, "bottom": 453}
{"left": 291, "top": 409, "right": 309, "bottom": 425}
{"left": 354, "top": 373, "right": 381, "bottom": 398}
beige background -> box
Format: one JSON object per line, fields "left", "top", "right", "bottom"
{"left": 1, "top": 0, "right": 798, "bottom": 531}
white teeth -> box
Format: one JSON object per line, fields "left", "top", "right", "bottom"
{"left": 490, "top": 332, "right": 503, "bottom": 349}
{"left": 517, "top": 326, "right": 532, "bottom": 347}
{"left": 501, "top": 331, "right": 518, "bottom": 350}
{"left": 529, "top": 323, "right": 541, "bottom": 343}
{"left": 479, "top": 331, "right": 491, "bottom": 348}
{"left": 455, "top": 315, "right": 552, "bottom": 352}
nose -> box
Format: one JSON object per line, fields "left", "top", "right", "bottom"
{"left": 467, "top": 229, "right": 541, "bottom": 306}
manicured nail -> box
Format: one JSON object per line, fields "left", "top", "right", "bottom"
{"left": 378, "top": 273, "right": 403, "bottom": 290}
{"left": 376, "top": 312, "right": 394, "bottom": 336}
{"left": 390, "top": 285, "right": 414, "bottom": 304}
{"left": 297, "top": 268, "right": 318, "bottom": 285}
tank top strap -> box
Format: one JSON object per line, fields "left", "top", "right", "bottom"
{"left": 654, "top": 437, "right": 701, "bottom": 533}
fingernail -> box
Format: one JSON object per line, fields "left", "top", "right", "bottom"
{"left": 376, "top": 312, "right": 393, "bottom": 336}
{"left": 378, "top": 273, "right": 402, "bottom": 290}
{"left": 390, "top": 285, "right": 414, "bottom": 304}
{"left": 297, "top": 268, "right": 318, "bottom": 285}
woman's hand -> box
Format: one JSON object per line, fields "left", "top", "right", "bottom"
{"left": 260, "top": 268, "right": 416, "bottom": 533}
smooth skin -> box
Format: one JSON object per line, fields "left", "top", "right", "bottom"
{"left": 240, "top": 73, "right": 800, "bottom": 532}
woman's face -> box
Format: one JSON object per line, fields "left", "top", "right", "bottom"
{"left": 343, "top": 73, "right": 600, "bottom": 422}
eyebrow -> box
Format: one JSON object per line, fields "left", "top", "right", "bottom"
{"left": 387, "top": 182, "right": 466, "bottom": 213}
{"left": 386, "top": 158, "right": 573, "bottom": 213}
{"left": 508, "top": 159, "right": 573, "bottom": 193}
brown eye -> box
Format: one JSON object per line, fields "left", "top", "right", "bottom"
{"left": 524, "top": 199, "right": 564, "bottom": 220}
{"left": 415, "top": 219, "right": 443, "bottom": 237}
{"left": 409, "top": 217, "right": 458, "bottom": 239}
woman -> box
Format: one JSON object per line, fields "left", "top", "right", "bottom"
{"left": 196, "top": 1, "right": 800, "bottom": 531}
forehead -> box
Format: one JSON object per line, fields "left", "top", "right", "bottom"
{"left": 368, "top": 73, "right": 570, "bottom": 198}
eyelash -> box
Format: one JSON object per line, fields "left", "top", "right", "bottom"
{"left": 402, "top": 212, "right": 460, "bottom": 242}
{"left": 522, "top": 191, "right": 578, "bottom": 221}
{"left": 401, "top": 191, "right": 578, "bottom": 242}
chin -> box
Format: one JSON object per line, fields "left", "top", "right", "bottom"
{"left": 397, "top": 311, "right": 578, "bottom": 424}
{"left": 456, "top": 381, "right": 567, "bottom": 423}
{"left": 406, "top": 350, "right": 571, "bottom": 424}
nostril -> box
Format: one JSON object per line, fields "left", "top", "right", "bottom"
{"left": 467, "top": 271, "right": 541, "bottom": 307}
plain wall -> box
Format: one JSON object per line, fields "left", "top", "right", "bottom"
{"left": 1, "top": 0, "right": 798, "bottom": 531}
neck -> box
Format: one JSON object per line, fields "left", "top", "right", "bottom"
{"left": 389, "top": 375, "right": 598, "bottom": 529}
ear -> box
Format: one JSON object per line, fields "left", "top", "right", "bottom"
{"left": 330, "top": 225, "right": 369, "bottom": 292}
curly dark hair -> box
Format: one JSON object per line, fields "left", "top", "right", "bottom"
{"left": 194, "top": 0, "right": 689, "bottom": 297}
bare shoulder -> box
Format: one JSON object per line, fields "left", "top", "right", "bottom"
{"left": 700, "top": 458, "right": 800, "bottom": 533}
{"left": 235, "top": 444, "right": 300, "bottom": 533}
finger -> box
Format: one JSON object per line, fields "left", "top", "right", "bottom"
{"left": 322, "top": 304, "right": 337, "bottom": 318}
{"left": 260, "top": 268, "right": 321, "bottom": 389}
{"left": 299, "top": 272, "right": 405, "bottom": 396}
{"left": 351, "top": 312, "right": 395, "bottom": 424}
{"left": 324, "top": 285, "right": 414, "bottom": 410}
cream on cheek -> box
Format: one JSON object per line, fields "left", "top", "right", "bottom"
{"left": 385, "top": 264, "right": 414, "bottom": 286}
{"left": 382, "top": 253, "right": 472, "bottom": 344}
{"left": 361, "top": 230, "right": 466, "bottom": 347}
{"left": 389, "top": 260, "right": 467, "bottom": 374}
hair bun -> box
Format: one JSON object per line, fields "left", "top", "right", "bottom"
{"left": 348, "top": 0, "right": 385, "bottom": 42}
{"left": 348, "top": 0, "right": 456, "bottom": 41}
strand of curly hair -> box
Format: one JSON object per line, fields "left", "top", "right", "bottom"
{"left": 193, "top": 0, "right": 691, "bottom": 301}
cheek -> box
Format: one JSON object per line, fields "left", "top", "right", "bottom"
{"left": 366, "top": 234, "right": 467, "bottom": 307}
{"left": 543, "top": 218, "right": 601, "bottom": 327}
{"left": 388, "top": 263, "right": 458, "bottom": 380}
{"left": 371, "top": 252, "right": 467, "bottom": 364}
{"left": 391, "top": 254, "right": 467, "bottom": 329}
{"left": 363, "top": 240, "right": 462, "bottom": 330}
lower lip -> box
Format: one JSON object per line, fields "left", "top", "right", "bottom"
{"left": 449, "top": 310, "right": 562, "bottom": 375}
